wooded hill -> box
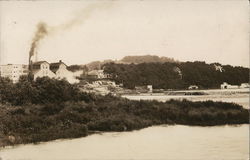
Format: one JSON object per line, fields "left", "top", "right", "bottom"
{"left": 67, "top": 55, "right": 178, "bottom": 71}
{"left": 120, "top": 55, "right": 177, "bottom": 64}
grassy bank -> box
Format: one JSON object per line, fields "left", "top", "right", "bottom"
{"left": 0, "top": 96, "right": 248, "bottom": 147}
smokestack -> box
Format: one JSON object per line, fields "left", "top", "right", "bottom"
{"left": 28, "top": 22, "right": 48, "bottom": 75}
{"left": 28, "top": 2, "right": 114, "bottom": 75}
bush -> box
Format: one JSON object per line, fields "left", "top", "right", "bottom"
{"left": 0, "top": 76, "right": 94, "bottom": 105}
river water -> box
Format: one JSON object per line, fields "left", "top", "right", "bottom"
{"left": 123, "top": 93, "right": 249, "bottom": 109}
{"left": 0, "top": 90, "right": 249, "bottom": 160}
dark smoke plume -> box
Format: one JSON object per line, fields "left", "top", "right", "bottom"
{"left": 28, "top": 2, "right": 114, "bottom": 64}
{"left": 29, "top": 22, "right": 48, "bottom": 62}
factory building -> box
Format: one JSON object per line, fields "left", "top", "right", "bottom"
{"left": 0, "top": 64, "right": 28, "bottom": 83}
{"left": 0, "top": 60, "right": 79, "bottom": 84}
{"left": 32, "top": 61, "right": 56, "bottom": 80}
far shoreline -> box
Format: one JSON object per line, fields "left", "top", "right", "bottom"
{"left": 120, "top": 88, "right": 250, "bottom": 96}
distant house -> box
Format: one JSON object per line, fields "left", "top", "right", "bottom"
{"left": 147, "top": 85, "right": 153, "bottom": 93}
{"left": 0, "top": 64, "right": 28, "bottom": 83}
{"left": 188, "top": 85, "right": 198, "bottom": 90}
{"left": 87, "top": 70, "right": 108, "bottom": 79}
{"left": 220, "top": 82, "right": 239, "bottom": 89}
{"left": 135, "top": 85, "right": 153, "bottom": 93}
{"left": 32, "top": 61, "right": 56, "bottom": 80}
{"left": 240, "top": 83, "right": 249, "bottom": 88}
{"left": 214, "top": 64, "right": 224, "bottom": 72}
{"left": 173, "top": 67, "right": 182, "bottom": 79}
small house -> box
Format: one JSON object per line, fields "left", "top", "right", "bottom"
{"left": 240, "top": 83, "right": 249, "bottom": 88}
{"left": 147, "top": 85, "right": 153, "bottom": 93}
{"left": 87, "top": 70, "right": 108, "bottom": 79}
{"left": 135, "top": 85, "right": 153, "bottom": 93}
{"left": 188, "top": 85, "right": 198, "bottom": 90}
{"left": 220, "top": 82, "right": 239, "bottom": 89}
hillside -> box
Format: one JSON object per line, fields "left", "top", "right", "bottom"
{"left": 120, "top": 55, "right": 177, "bottom": 64}
{"left": 67, "top": 55, "right": 178, "bottom": 71}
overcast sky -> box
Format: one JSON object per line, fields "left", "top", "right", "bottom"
{"left": 0, "top": 0, "right": 249, "bottom": 67}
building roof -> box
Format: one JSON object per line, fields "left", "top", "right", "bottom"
{"left": 31, "top": 61, "right": 49, "bottom": 73}
{"left": 50, "top": 61, "right": 67, "bottom": 73}
{"left": 32, "top": 61, "right": 49, "bottom": 66}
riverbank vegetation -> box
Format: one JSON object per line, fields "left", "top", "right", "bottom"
{"left": 0, "top": 77, "right": 248, "bottom": 147}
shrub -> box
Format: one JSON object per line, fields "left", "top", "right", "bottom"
{"left": 0, "top": 76, "right": 94, "bottom": 105}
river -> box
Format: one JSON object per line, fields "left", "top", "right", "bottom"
{"left": 0, "top": 89, "right": 249, "bottom": 160}
{"left": 122, "top": 88, "right": 249, "bottom": 109}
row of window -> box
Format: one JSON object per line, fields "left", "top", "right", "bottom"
{"left": 12, "top": 71, "right": 23, "bottom": 73}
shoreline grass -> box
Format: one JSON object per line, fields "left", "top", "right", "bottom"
{"left": 0, "top": 97, "right": 248, "bottom": 148}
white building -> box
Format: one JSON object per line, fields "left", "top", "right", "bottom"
{"left": 87, "top": 70, "right": 108, "bottom": 79}
{"left": 32, "top": 61, "right": 56, "bottom": 80}
{"left": 0, "top": 64, "right": 28, "bottom": 83}
{"left": 173, "top": 67, "right": 182, "bottom": 79}
{"left": 220, "top": 82, "right": 239, "bottom": 89}
{"left": 240, "top": 83, "right": 249, "bottom": 88}
{"left": 188, "top": 85, "right": 199, "bottom": 90}
{"left": 147, "top": 85, "right": 153, "bottom": 93}
{"left": 50, "top": 60, "right": 79, "bottom": 83}
{"left": 214, "top": 64, "right": 224, "bottom": 72}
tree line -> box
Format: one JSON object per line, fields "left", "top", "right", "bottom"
{"left": 103, "top": 61, "right": 249, "bottom": 89}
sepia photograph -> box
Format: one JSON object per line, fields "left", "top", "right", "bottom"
{"left": 0, "top": 0, "right": 249, "bottom": 159}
